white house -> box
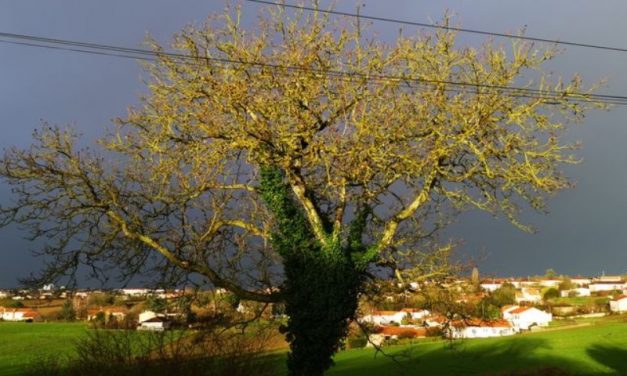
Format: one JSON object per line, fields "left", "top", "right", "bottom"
{"left": 400, "top": 308, "right": 430, "bottom": 321}
{"left": 138, "top": 310, "right": 158, "bottom": 323}
{"left": 119, "top": 288, "right": 153, "bottom": 297}
{"left": 609, "top": 295, "right": 627, "bottom": 313}
{"left": 446, "top": 319, "right": 516, "bottom": 339}
{"left": 560, "top": 288, "right": 591, "bottom": 297}
{"left": 73, "top": 291, "right": 89, "bottom": 299}
{"left": 589, "top": 281, "right": 626, "bottom": 293}
{"left": 0, "top": 307, "right": 40, "bottom": 322}
{"left": 480, "top": 282, "right": 502, "bottom": 292}
{"left": 505, "top": 307, "right": 552, "bottom": 331}
{"left": 539, "top": 280, "right": 561, "bottom": 288}
{"left": 501, "top": 305, "right": 519, "bottom": 319}
{"left": 519, "top": 280, "right": 540, "bottom": 288}
{"left": 138, "top": 316, "right": 172, "bottom": 331}
{"left": 515, "top": 288, "right": 542, "bottom": 303}
{"left": 571, "top": 277, "right": 592, "bottom": 287}
{"left": 360, "top": 309, "right": 429, "bottom": 326}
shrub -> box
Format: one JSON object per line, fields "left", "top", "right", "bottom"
{"left": 397, "top": 329, "right": 418, "bottom": 340}
{"left": 7, "top": 300, "right": 25, "bottom": 308}
{"left": 26, "top": 325, "right": 279, "bottom": 376}
{"left": 61, "top": 300, "right": 76, "bottom": 322}
{"left": 543, "top": 288, "right": 560, "bottom": 301}
{"left": 426, "top": 327, "right": 443, "bottom": 337}
{"left": 87, "top": 293, "right": 115, "bottom": 307}
{"left": 594, "top": 298, "right": 609, "bottom": 311}
{"left": 490, "top": 285, "right": 516, "bottom": 307}
{"left": 347, "top": 337, "right": 368, "bottom": 349}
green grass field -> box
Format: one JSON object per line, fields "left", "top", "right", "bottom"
{"left": 0, "top": 322, "right": 87, "bottom": 376}
{"left": 328, "top": 319, "right": 627, "bottom": 375}
{"left": 1, "top": 317, "right": 625, "bottom": 376}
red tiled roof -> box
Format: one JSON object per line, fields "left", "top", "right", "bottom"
{"left": 400, "top": 308, "right": 426, "bottom": 313}
{"left": 87, "top": 306, "right": 127, "bottom": 315}
{"left": 426, "top": 315, "right": 447, "bottom": 323}
{"left": 612, "top": 295, "right": 627, "bottom": 301}
{"left": 452, "top": 319, "right": 512, "bottom": 328}
{"left": 378, "top": 326, "right": 426, "bottom": 337}
{"left": 371, "top": 310, "right": 400, "bottom": 316}
{"left": 510, "top": 307, "right": 531, "bottom": 314}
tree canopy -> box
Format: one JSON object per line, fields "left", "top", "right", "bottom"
{"left": 0, "top": 5, "right": 602, "bottom": 374}
{"left": 0, "top": 7, "right": 598, "bottom": 297}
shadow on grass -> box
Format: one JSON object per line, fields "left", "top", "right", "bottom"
{"left": 24, "top": 352, "right": 285, "bottom": 376}
{"left": 328, "top": 337, "right": 615, "bottom": 376}
{"left": 586, "top": 345, "right": 627, "bottom": 375}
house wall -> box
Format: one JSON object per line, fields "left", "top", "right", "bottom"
{"left": 480, "top": 283, "right": 501, "bottom": 292}
{"left": 560, "top": 288, "right": 591, "bottom": 297}
{"left": 449, "top": 326, "right": 515, "bottom": 339}
{"left": 510, "top": 310, "right": 552, "bottom": 330}
{"left": 589, "top": 283, "right": 626, "bottom": 292}
{"left": 139, "top": 322, "right": 165, "bottom": 331}
{"left": 609, "top": 299, "right": 627, "bottom": 313}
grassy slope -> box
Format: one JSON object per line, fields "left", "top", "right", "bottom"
{"left": 328, "top": 318, "right": 627, "bottom": 376}
{"left": 0, "top": 317, "right": 625, "bottom": 376}
{"left": 0, "top": 322, "right": 86, "bottom": 376}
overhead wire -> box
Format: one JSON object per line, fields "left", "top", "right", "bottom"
{"left": 1, "top": 31, "right": 627, "bottom": 105}
{"left": 245, "top": 0, "right": 627, "bottom": 54}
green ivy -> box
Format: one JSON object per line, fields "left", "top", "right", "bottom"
{"left": 259, "top": 166, "right": 366, "bottom": 376}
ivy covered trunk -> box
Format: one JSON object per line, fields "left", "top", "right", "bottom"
{"left": 281, "top": 249, "right": 362, "bottom": 376}
{"left": 259, "top": 167, "right": 366, "bottom": 376}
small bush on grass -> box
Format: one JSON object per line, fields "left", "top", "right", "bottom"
{"left": 347, "top": 336, "right": 368, "bottom": 349}
{"left": 25, "top": 324, "right": 278, "bottom": 376}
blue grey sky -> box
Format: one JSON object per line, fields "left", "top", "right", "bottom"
{"left": 1, "top": 1, "right": 626, "bottom": 287}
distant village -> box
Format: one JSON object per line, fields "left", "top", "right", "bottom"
{"left": 0, "top": 272, "right": 626, "bottom": 344}
{"left": 358, "top": 273, "right": 627, "bottom": 346}
{"left": 0, "top": 286, "right": 192, "bottom": 331}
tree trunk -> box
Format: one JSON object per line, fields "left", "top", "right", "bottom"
{"left": 258, "top": 166, "right": 364, "bottom": 376}
{"left": 281, "top": 249, "right": 362, "bottom": 376}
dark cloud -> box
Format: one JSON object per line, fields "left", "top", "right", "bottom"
{"left": 1, "top": 1, "right": 626, "bottom": 287}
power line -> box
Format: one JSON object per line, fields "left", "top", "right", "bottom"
{"left": 0, "top": 39, "right": 153, "bottom": 61}
{"left": 245, "top": 0, "right": 627, "bottom": 54}
{"left": 1, "top": 31, "right": 627, "bottom": 105}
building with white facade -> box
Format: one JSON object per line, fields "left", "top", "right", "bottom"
{"left": 480, "top": 282, "right": 502, "bottom": 292}
{"left": 515, "top": 288, "right": 542, "bottom": 303}
{"left": 539, "top": 280, "right": 561, "bottom": 288}
{"left": 138, "top": 316, "right": 172, "bottom": 331}
{"left": 0, "top": 307, "right": 40, "bottom": 322}
{"left": 504, "top": 307, "right": 552, "bottom": 331}
{"left": 446, "top": 319, "right": 516, "bottom": 339}
{"left": 609, "top": 295, "right": 627, "bottom": 313}
{"left": 560, "top": 288, "right": 591, "bottom": 297}
{"left": 589, "top": 281, "right": 626, "bottom": 293}
{"left": 360, "top": 309, "right": 430, "bottom": 326}
{"left": 571, "top": 277, "right": 592, "bottom": 286}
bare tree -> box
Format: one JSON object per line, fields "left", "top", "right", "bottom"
{"left": 0, "top": 4, "right": 601, "bottom": 376}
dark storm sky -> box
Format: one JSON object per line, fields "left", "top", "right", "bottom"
{"left": 1, "top": 1, "right": 626, "bottom": 287}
